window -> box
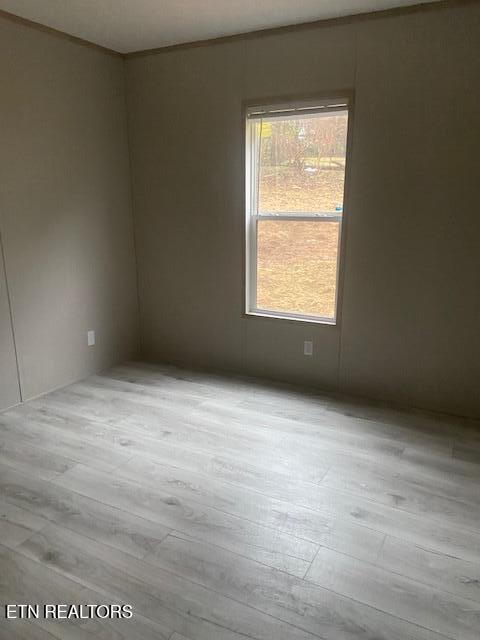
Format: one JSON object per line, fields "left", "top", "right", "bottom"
{"left": 245, "top": 98, "right": 350, "bottom": 324}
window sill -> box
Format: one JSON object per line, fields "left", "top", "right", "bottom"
{"left": 245, "top": 309, "right": 337, "bottom": 326}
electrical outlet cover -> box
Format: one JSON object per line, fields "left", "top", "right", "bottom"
{"left": 304, "top": 340, "right": 313, "bottom": 356}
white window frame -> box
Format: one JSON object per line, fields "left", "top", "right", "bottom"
{"left": 245, "top": 98, "right": 350, "bottom": 325}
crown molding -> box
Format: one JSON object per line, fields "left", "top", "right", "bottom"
{"left": 125, "top": 0, "right": 477, "bottom": 59}
{"left": 0, "top": 0, "right": 478, "bottom": 60}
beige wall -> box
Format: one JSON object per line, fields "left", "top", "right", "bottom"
{"left": 126, "top": 2, "right": 480, "bottom": 417}
{"left": 1, "top": 4, "right": 478, "bottom": 418}
{"left": 0, "top": 17, "right": 139, "bottom": 409}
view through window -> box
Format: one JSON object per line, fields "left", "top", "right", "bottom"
{"left": 246, "top": 101, "right": 349, "bottom": 322}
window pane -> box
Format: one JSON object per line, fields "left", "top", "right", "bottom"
{"left": 256, "top": 220, "right": 340, "bottom": 319}
{"left": 257, "top": 112, "right": 348, "bottom": 214}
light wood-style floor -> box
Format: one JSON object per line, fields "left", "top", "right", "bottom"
{"left": 1, "top": 362, "right": 480, "bottom": 640}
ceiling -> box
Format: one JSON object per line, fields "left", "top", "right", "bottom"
{"left": 0, "top": 0, "right": 441, "bottom": 54}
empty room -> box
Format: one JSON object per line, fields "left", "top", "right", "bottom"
{"left": 0, "top": 0, "right": 480, "bottom": 638}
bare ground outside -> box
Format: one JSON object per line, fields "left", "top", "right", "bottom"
{"left": 256, "top": 168, "right": 344, "bottom": 318}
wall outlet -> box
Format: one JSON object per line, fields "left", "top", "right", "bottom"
{"left": 304, "top": 340, "right": 313, "bottom": 356}
{"left": 87, "top": 330, "right": 95, "bottom": 347}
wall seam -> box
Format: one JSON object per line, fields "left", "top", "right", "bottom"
{"left": 336, "top": 24, "right": 360, "bottom": 393}
{"left": 121, "top": 56, "right": 144, "bottom": 359}
{"left": 0, "top": 216, "right": 23, "bottom": 402}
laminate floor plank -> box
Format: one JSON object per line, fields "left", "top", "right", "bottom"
{"left": 320, "top": 463, "right": 480, "bottom": 532}
{"left": 320, "top": 449, "right": 480, "bottom": 510}
{"left": 112, "top": 361, "right": 274, "bottom": 399}
{"left": 61, "top": 585, "right": 173, "bottom": 640}
{"left": 80, "top": 374, "right": 225, "bottom": 409}
{"left": 0, "top": 542, "right": 85, "bottom": 616}
{"left": 114, "top": 455, "right": 385, "bottom": 563}
{"left": 60, "top": 376, "right": 470, "bottom": 504}
{"left": 29, "top": 387, "right": 192, "bottom": 430}
{"left": 53, "top": 464, "right": 317, "bottom": 576}
{"left": 191, "top": 400, "right": 480, "bottom": 497}
{"left": 1, "top": 409, "right": 131, "bottom": 472}
{"left": 0, "top": 465, "right": 171, "bottom": 560}
{"left": 50, "top": 373, "right": 424, "bottom": 472}
{"left": 236, "top": 397, "right": 456, "bottom": 451}
{"left": 14, "top": 403, "right": 479, "bottom": 567}
{"left": 377, "top": 535, "right": 480, "bottom": 603}
{"left": 17, "top": 403, "right": 478, "bottom": 567}
{"left": 105, "top": 362, "right": 254, "bottom": 396}
{"left": 305, "top": 547, "right": 480, "bottom": 640}
{"left": 28, "top": 394, "right": 332, "bottom": 485}
{"left": 0, "top": 431, "right": 76, "bottom": 481}
{"left": 10, "top": 403, "right": 477, "bottom": 568}
{"left": 6, "top": 399, "right": 478, "bottom": 525}
{"left": 0, "top": 618, "right": 58, "bottom": 640}
{"left": 115, "top": 362, "right": 458, "bottom": 436}
{"left": 10, "top": 401, "right": 330, "bottom": 508}
{"left": 38, "top": 616, "right": 171, "bottom": 640}
{"left": 148, "top": 532, "right": 447, "bottom": 640}
{"left": 321, "top": 450, "right": 480, "bottom": 507}
{"left": 28, "top": 391, "right": 331, "bottom": 485}
{"left": 19, "top": 523, "right": 318, "bottom": 640}
{"left": 0, "top": 544, "right": 172, "bottom": 640}
{"left": 301, "top": 485, "right": 480, "bottom": 566}
{"left": 185, "top": 400, "right": 409, "bottom": 469}
{"left": 1, "top": 361, "right": 480, "bottom": 640}
{"left": 0, "top": 499, "right": 47, "bottom": 550}
{"left": 112, "top": 362, "right": 477, "bottom": 443}
{"left": 400, "top": 445, "right": 480, "bottom": 483}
